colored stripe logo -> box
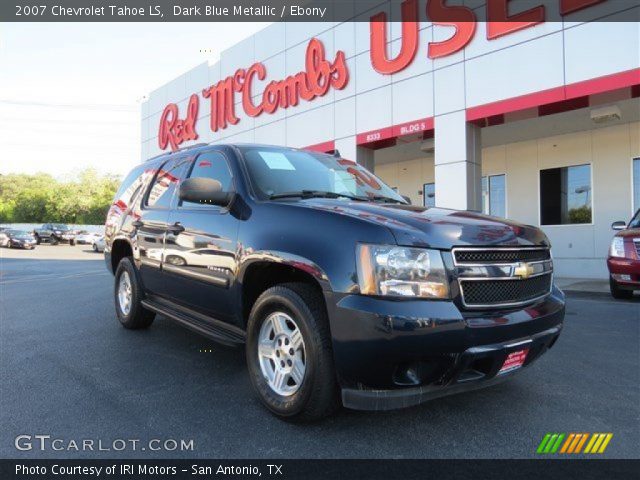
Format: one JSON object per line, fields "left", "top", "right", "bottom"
{"left": 537, "top": 433, "right": 613, "bottom": 454}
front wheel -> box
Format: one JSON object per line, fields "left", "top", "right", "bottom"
{"left": 35, "top": 235, "right": 41, "bottom": 245}
{"left": 92, "top": 243, "right": 98, "bottom": 252}
{"left": 114, "top": 257, "right": 155, "bottom": 329}
{"left": 246, "top": 283, "right": 339, "bottom": 421}
{"left": 610, "top": 277, "right": 633, "bottom": 299}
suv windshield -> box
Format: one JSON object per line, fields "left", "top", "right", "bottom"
{"left": 239, "top": 146, "right": 406, "bottom": 203}
{"left": 52, "top": 224, "right": 69, "bottom": 230}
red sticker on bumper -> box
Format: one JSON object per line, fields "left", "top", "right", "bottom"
{"left": 499, "top": 348, "right": 529, "bottom": 374}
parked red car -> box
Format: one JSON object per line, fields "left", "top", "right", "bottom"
{"left": 607, "top": 209, "right": 640, "bottom": 299}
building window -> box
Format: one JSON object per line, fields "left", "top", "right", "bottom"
{"left": 481, "top": 174, "right": 506, "bottom": 217}
{"left": 423, "top": 183, "right": 435, "bottom": 207}
{"left": 540, "top": 164, "right": 592, "bottom": 225}
{"left": 633, "top": 157, "right": 640, "bottom": 212}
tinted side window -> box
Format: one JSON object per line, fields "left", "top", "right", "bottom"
{"left": 113, "top": 164, "right": 151, "bottom": 210}
{"left": 181, "top": 152, "right": 233, "bottom": 208}
{"left": 146, "top": 157, "right": 190, "bottom": 209}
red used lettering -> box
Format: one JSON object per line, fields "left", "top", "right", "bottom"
{"left": 560, "top": 0, "right": 605, "bottom": 15}
{"left": 370, "top": 0, "right": 419, "bottom": 74}
{"left": 427, "top": 0, "right": 477, "bottom": 59}
{"left": 486, "top": 0, "right": 545, "bottom": 40}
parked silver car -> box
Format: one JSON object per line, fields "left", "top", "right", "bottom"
{"left": 92, "top": 236, "right": 105, "bottom": 252}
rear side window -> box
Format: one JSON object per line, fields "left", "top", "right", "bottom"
{"left": 112, "top": 164, "right": 151, "bottom": 211}
{"left": 146, "top": 157, "right": 190, "bottom": 209}
{"left": 180, "top": 151, "right": 233, "bottom": 208}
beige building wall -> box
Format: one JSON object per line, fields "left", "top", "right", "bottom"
{"left": 374, "top": 121, "right": 640, "bottom": 279}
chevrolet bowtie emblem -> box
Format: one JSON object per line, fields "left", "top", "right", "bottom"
{"left": 514, "top": 262, "right": 535, "bottom": 279}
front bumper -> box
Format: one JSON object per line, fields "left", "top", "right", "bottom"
{"left": 607, "top": 257, "right": 640, "bottom": 289}
{"left": 325, "top": 286, "right": 564, "bottom": 411}
{"left": 11, "top": 240, "right": 36, "bottom": 249}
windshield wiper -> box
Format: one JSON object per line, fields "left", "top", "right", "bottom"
{"left": 368, "top": 195, "right": 407, "bottom": 204}
{"left": 269, "top": 190, "right": 366, "bottom": 201}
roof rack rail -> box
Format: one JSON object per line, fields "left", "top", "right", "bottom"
{"left": 144, "top": 143, "right": 208, "bottom": 162}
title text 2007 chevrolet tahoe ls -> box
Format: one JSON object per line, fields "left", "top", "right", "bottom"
{"left": 104, "top": 144, "right": 564, "bottom": 420}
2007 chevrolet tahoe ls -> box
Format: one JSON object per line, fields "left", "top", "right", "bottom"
{"left": 104, "top": 143, "right": 564, "bottom": 420}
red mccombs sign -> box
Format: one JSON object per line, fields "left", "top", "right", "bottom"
{"left": 158, "top": 0, "right": 605, "bottom": 151}
{"left": 159, "top": 38, "right": 348, "bottom": 152}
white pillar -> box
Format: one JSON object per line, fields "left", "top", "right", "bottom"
{"left": 356, "top": 146, "right": 375, "bottom": 172}
{"left": 434, "top": 111, "right": 482, "bottom": 211}
{"left": 335, "top": 136, "right": 375, "bottom": 173}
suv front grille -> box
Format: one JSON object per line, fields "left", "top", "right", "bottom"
{"left": 454, "top": 248, "right": 550, "bottom": 264}
{"left": 634, "top": 240, "right": 640, "bottom": 258}
{"left": 453, "top": 247, "right": 553, "bottom": 309}
{"left": 460, "top": 275, "right": 552, "bottom": 307}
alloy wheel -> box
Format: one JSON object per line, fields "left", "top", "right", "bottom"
{"left": 117, "top": 271, "right": 132, "bottom": 316}
{"left": 257, "top": 311, "right": 306, "bottom": 396}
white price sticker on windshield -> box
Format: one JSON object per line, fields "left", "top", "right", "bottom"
{"left": 258, "top": 152, "right": 296, "bottom": 170}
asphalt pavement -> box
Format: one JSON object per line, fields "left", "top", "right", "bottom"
{"left": 1, "top": 245, "right": 638, "bottom": 459}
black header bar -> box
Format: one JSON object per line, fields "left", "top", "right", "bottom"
{"left": 1, "top": 0, "right": 639, "bottom": 22}
{"left": 1, "top": 459, "right": 639, "bottom": 480}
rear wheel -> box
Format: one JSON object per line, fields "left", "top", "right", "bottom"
{"left": 610, "top": 277, "right": 633, "bottom": 299}
{"left": 92, "top": 243, "right": 98, "bottom": 252}
{"left": 246, "top": 283, "right": 339, "bottom": 421}
{"left": 35, "top": 235, "right": 41, "bottom": 245}
{"left": 114, "top": 257, "right": 155, "bottom": 329}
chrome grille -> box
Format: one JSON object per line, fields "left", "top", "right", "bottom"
{"left": 634, "top": 240, "right": 640, "bottom": 258}
{"left": 453, "top": 247, "right": 553, "bottom": 309}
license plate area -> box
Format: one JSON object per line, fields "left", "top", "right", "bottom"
{"left": 498, "top": 348, "right": 529, "bottom": 375}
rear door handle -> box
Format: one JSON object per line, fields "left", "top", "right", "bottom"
{"left": 167, "top": 222, "right": 185, "bottom": 235}
{"left": 132, "top": 220, "right": 144, "bottom": 228}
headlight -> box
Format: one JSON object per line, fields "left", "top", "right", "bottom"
{"left": 609, "top": 237, "right": 625, "bottom": 257}
{"left": 356, "top": 244, "right": 449, "bottom": 298}
{"left": 54, "top": 230, "right": 62, "bottom": 234}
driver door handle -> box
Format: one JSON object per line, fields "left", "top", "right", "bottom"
{"left": 167, "top": 222, "right": 185, "bottom": 235}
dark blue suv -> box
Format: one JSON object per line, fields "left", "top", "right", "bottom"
{"left": 104, "top": 143, "right": 564, "bottom": 420}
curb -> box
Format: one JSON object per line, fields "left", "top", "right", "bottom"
{"left": 562, "top": 289, "right": 611, "bottom": 299}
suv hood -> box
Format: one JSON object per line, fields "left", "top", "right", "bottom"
{"left": 615, "top": 227, "right": 640, "bottom": 239}
{"left": 297, "top": 199, "right": 549, "bottom": 249}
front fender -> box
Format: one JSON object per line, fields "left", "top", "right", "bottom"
{"left": 237, "top": 251, "right": 333, "bottom": 292}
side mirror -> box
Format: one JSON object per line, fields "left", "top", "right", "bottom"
{"left": 179, "top": 177, "right": 233, "bottom": 207}
{"left": 401, "top": 195, "right": 412, "bottom": 205}
{"left": 611, "top": 220, "right": 627, "bottom": 231}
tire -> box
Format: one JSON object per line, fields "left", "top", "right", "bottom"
{"left": 114, "top": 257, "right": 155, "bottom": 329}
{"left": 35, "top": 235, "right": 41, "bottom": 245}
{"left": 610, "top": 277, "right": 633, "bottom": 299}
{"left": 70, "top": 239, "right": 75, "bottom": 246}
{"left": 51, "top": 237, "right": 59, "bottom": 246}
{"left": 93, "top": 243, "right": 98, "bottom": 252}
{"left": 166, "top": 255, "right": 186, "bottom": 266}
{"left": 246, "top": 283, "right": 339, "bottom": 421}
